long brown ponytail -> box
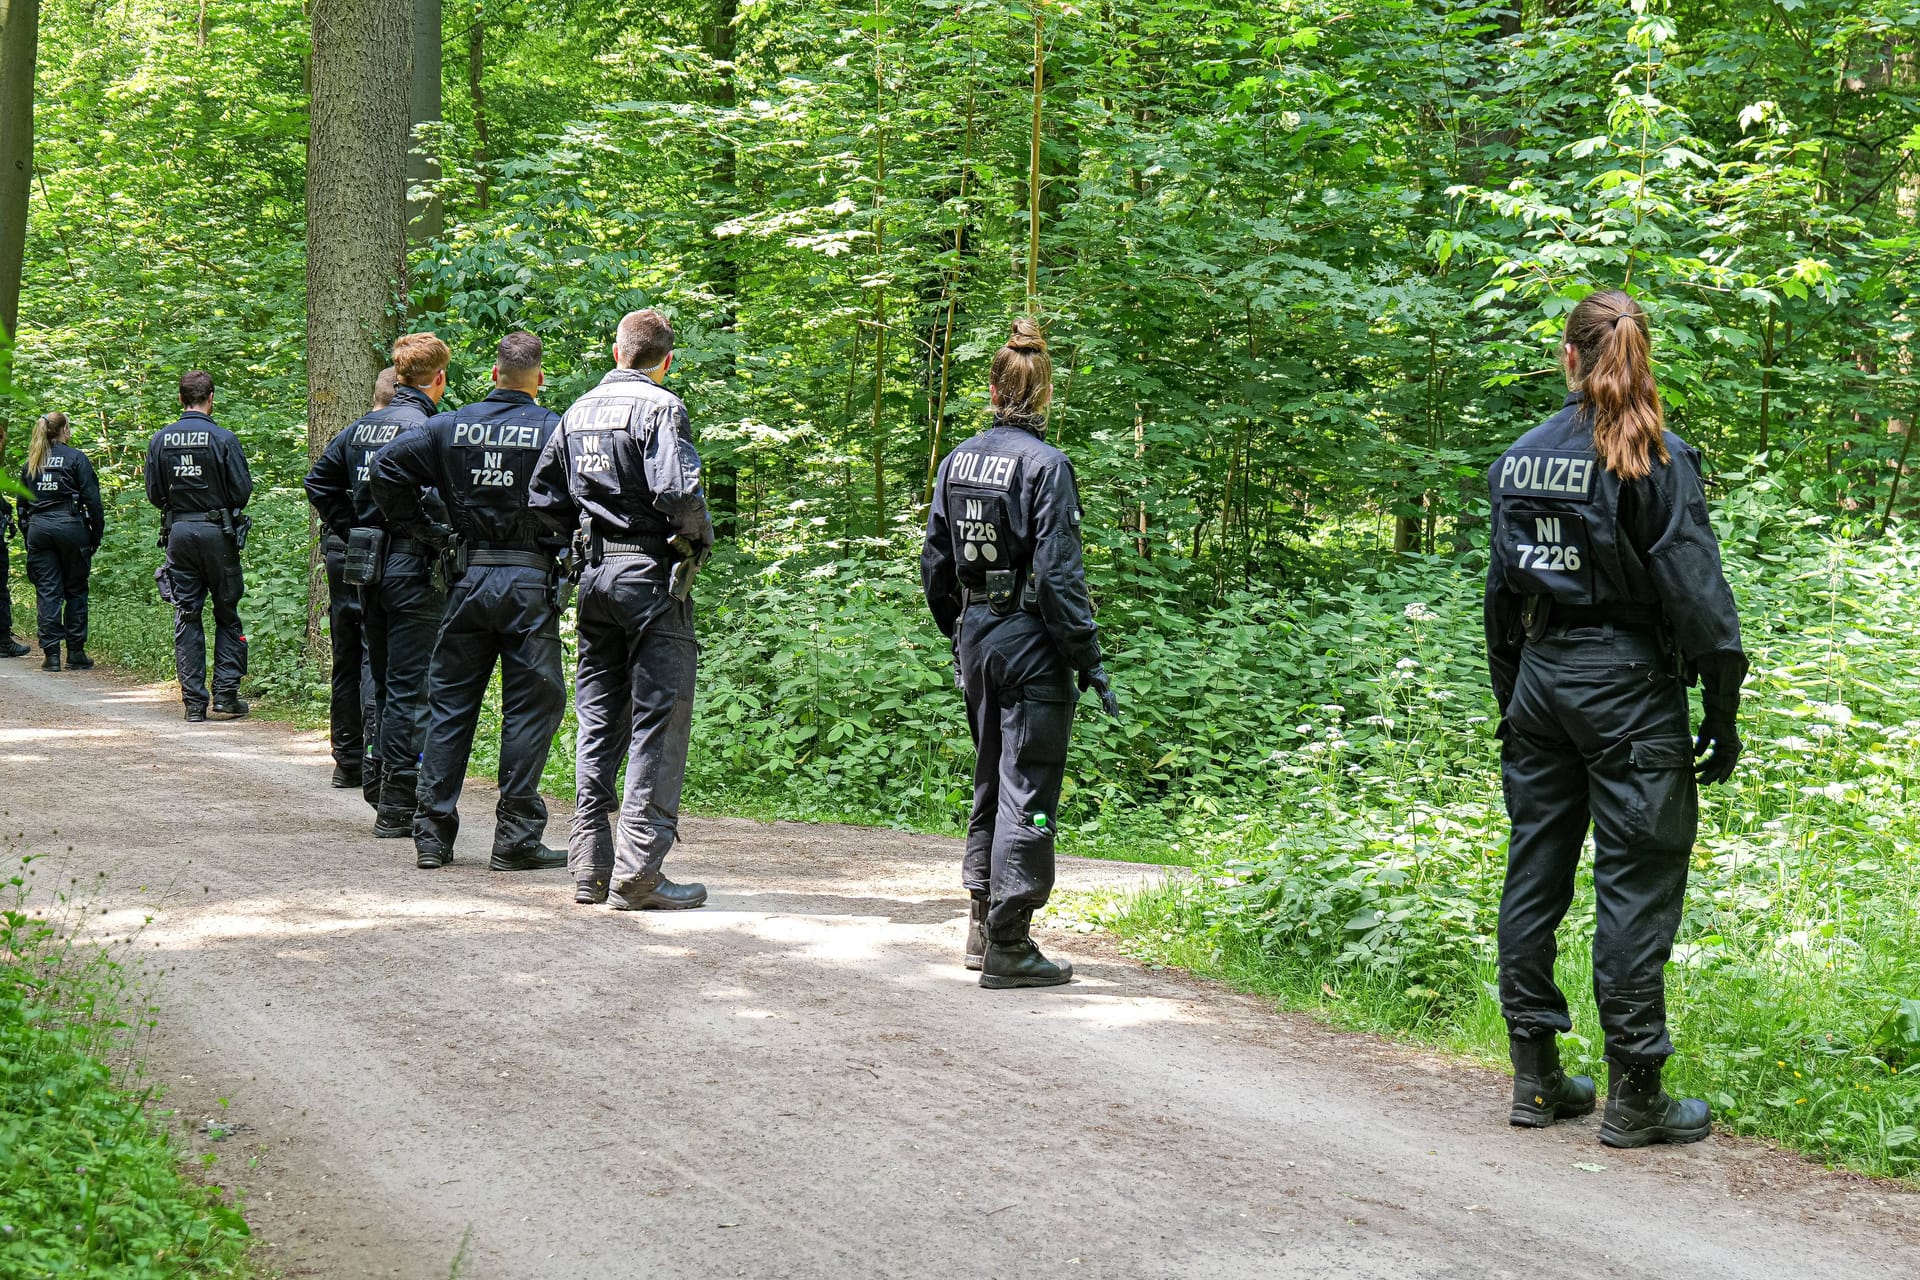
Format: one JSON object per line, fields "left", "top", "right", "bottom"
{"left": 1564, "top": 290, "right": 1667, "bottom": 481}
{"left": 989, "top": 318, "right": 1053, "bottom": 418}
{"left": 26, "top": 412, "right": 68, "bottom": 480}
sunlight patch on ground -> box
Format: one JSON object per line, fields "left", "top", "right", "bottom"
{"left": 0, "top": 727, "right": 126, "bottom": 742}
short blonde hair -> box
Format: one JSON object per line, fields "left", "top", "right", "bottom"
{"left": 392, "top": 333, "right": 450, "bottom": 387}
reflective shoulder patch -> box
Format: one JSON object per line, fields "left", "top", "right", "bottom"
{"left": 1071, "top": 507, "right": 1082, "bottom": 528}
{"left": 1495, "top": 451, "right": 1597, "bottom": 502}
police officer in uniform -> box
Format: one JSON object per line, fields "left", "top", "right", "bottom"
{"left": 921, "top": 319, "right": 1118, "bottom": 990}
{"left": 528, "top": 310, "right": 713, "bottom": 909}
{"left": 307, "top": 367, "right": 394, "bottom": 790}
{"left": 146, "top": 371, "right": 253, "bottom": 721}
{"left": 18, "top": 412, "right": 104, "bottom": 670}
{"left": 0, "top": 511, "right": 27, "bottom": 657}
{"left": 1486, "top": 290, "right": 1745, "bottom": 1148}
{"left": 372, "top": 333, "right": 569, "bottom": 874}
{"left": 0, "top": 475, "right": 29, "bottom": 656}
{"left": 305, "top": 334, "right": 450, "bottom": 835}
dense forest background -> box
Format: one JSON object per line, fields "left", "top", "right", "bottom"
{"left": 6, "top": 0, "right": 1920, "bottom": 1177}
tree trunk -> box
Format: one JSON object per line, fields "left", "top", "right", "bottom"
{"left": 307, "top": 0, "right": 412, "bottom": 655}
{"left": 467, "top": 12, "right": 489, "bottom": 210}
{"left": 0, "top": 0, "right": 39, "bottom": 347}
{"left": 408, "top": 0, "right": 442, "bottom": 244}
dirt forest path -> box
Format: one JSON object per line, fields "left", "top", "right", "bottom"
{"left": 5, "top": 665, "right": 1920, "bottom": 1280}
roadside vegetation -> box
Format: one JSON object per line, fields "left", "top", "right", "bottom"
{"left": 0, "top": 855, "right": 253, "bottom": 1277}
{"left": 7, "top": 0, "right": 1920, "bottom": 1194}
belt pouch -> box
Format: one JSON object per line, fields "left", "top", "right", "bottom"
{"left": 344, "top": 527, "right": 387, "bottom": 587}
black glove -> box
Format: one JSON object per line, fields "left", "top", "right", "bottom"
{"left": 1079, "top": 664, "right": 1120, "bottom": 720}
{"left": 1692, "top": 651, "right": 1748, "bottom": 787}
{"left": 420, "top": 521, "right": 454, "bottom": 552}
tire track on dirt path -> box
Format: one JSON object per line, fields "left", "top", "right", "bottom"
{"left": 4, "top": 663, "right": 1919, "bottom": 1279}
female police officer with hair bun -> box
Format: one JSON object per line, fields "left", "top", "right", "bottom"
{"left": 1486, "top": 289, "right": 1745, "bottom": 1148}
{"left": 17, "top": 412, "right": 104, "bottom": 672}
{"left": 922, "top": 318, "right": 1118, "bottom": 990}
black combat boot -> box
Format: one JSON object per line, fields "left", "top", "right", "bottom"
{"left": 490, "top": 845, "right": 568, "bottom": 873}
{"left": 1, "top": 636, "right": 29, "bottom": 658}
{"left": 416, "top": 842, "right": 450, "bottom": 870}
{"left": 575, "top": 876, "right": 610, "bottom": 906}
{"left": 331, "top": 763, "right": 361, "bottom": 790}
{"left": 1508, "top": 1034, "right": 1596, "bottom": 1128}
{"left": 185, "top": 705, "right": 207, "bottom": 723}
{"left": 212, "top": 693, "right": 249, "bottom": 719}
{"left": 66, "top": 645, "right": 93, "bottom": 670}
{"left": 1599, "top": 1059, "right": 1712, "bottom": 1149}
{"left": 41, "top": 649, "right": 60, "bottom": 672}
{"left": 980, "top": 913, "right": 1072, "bottom": 990}
{"left": 373, "top": 810, "right": 413, "bottom": 839}
{"left": 607, "top": 874, "right": 708, "bottom": 911}
{"left": 964, "top": 895, "right": 988, "bottom": 972}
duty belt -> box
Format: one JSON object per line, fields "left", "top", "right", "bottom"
{"left": 171, "top": 510, "right": 223, "bottom": 524}
{"left": 601, "top": 533, "right": 672, "bottom": 558}
{"left": 962, "top": 584, "right": 1042, "bottom": 612}
{"left": 469, "top": 549, "right": 554, "bottom": 571}
{"left": 1551, "top": 604, "right": 1665, "bottom": 633}
{"left": 389, "top": 537, "right": 433, "bottom": 558}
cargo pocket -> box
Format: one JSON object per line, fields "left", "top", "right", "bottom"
{"left": 1011, "top": 684, "right": 1076, "bottom": 770}
{"left": 1627, "top": 735, "right": 1698, "bottom": 854}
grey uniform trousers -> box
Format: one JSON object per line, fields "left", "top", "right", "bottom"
{"left": 569, "top": 555, "right": 697, "bottom": 892}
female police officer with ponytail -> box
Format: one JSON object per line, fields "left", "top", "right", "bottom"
{"left": 1486, "top": 289, "right": 1745, "bottom": 1148}
{"left": 17, "top": 412, "right": 104, "bottom": 671}
{"left": 922, "top": 319, "right": 1118, "bottom": 990}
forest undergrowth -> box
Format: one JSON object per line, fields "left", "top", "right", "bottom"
{"left": 18, "top": 485, "right": 1920, "bottom": 1181}
{"left": 0, "top": 854, "right": 253, "bottom": 1277}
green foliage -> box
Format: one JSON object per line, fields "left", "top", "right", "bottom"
{"left": 1080, "top": 512, "right": 1920, "bottom": 1177}
{"left": 0, "top": 857, "right": 252, "bottom": 1278}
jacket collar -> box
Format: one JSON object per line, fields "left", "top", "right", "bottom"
{"left": 178, "top": 409, "right": 216, "bottom": 425}
{"left": 392, "top": 384, "right": 438, "bottom": 414}
{"left": 485, "top": 388, "right": 537, "bottom": 406}
{"left": 601, "top": 369, "right": 659, "bottom": 388}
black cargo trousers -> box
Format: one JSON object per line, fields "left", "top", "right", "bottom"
{"left": 1498, "top": 623, "right": 1698, "bottom": 1066}
{"left": 24, "top": 514, "right": 91, "bottom": 652}
{"left": 166, "top": 517, "right": 247, "bottom": 711}
{"left": 569, "top": 548, "right": 697, "bottom": 895}
{"left": 414, "top": 560, "right": 566, "bottom": 862}
{"left": 323, "top": 534, "right": 375, "bottom": 778}
{"left": 957, "top": 605, "right": 1078, "bottom": 943}
{"left": 362, "top": 550, "right": 446, "bottom": 823}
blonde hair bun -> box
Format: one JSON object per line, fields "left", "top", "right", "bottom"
{"left": 1006, "top": 318, "right": 1048, "bottom": 354}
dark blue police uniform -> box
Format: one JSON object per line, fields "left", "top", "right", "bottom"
{"left": 304, "top": 384, "right": 446, "bottom": 828}
{"left": 1486, "top": 390, "right": 1745, "bottom": 1071}
{"left": 146, "top": 411, "right": 252, "bottom": 714}
{"left": 18, "top": 442, "right": 104, "bottom": 664}
{"left": 922, "top": 411, "right": 1106, "bottom": 963}
{"left": 372, "top": 388, "right": 567, "bottom": 871}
